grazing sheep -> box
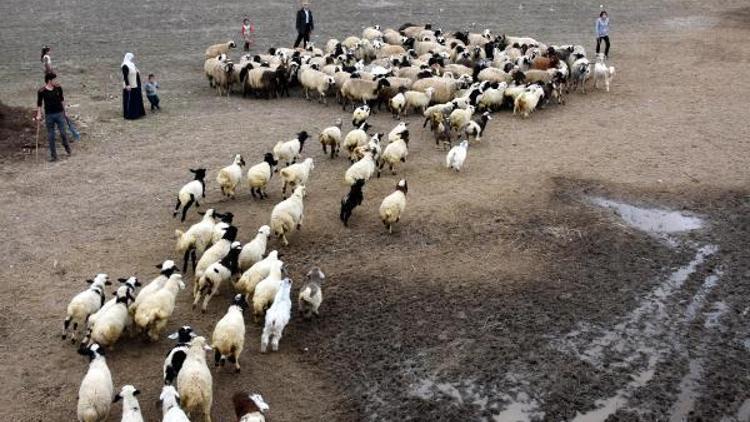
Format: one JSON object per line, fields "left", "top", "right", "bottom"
{"left": 270, "top": 185, "right": 306, "bottom": 246}
{"left": 340, "top": 178, "right": 365, "bottom": 227}
{"left": 345, "top": 149, "right": 378, "bottom": 185}
{"left": 379, "top": 130, "right": 409, "bottom": 176}
{"left": 173, "top": 168, "right": 207, "bottom": 222}
{"left": 216, "top": 155, "right": 246, "bottom": 199}
{"left": 464, "top": 111, "right": 492, "bottom": 143}
{"left": 164, "top": 325, "right": 197, "bottom": 386}
{"left": 379, "top": 179, "right": 408, "bottom": 234}
{"left": 233, "top": 392, "right": 270, "bottom": 422}
{"left": 514, "top": 84, "right": 545, "bottom": 118}
{"left": 261, "top": 277, "right": 293, "bottom": 352}
{"left": 133, "top": 274, "right": 186, "bottom": 341}
{"left": 299, "top": 267, "right": 325, "bottom": 319}
{"left": 448, "top": 105, "right": 475, "bottom": 132}
{"left": 159, "top": 386, "right": 190, "bottom": 422}
{"left": 319, "top": 118, "right": 343, "bottom": 159}
{"left": 446, "top": 140, "right": 469, "bottom": 172}
{"left": 239, "top": 225, "right": 271, "bottom": 272}
{"left": 194, "top": 241, "right": 241, "bottom": 312}
{"left": 340, "top": 78, "right": 391, "bottom": 110}
{"left": 77, "top": 343, "right": 113, "bottom": 422}
{"left": 343, "top": 122, "right": 371, "bottom": 162}
{"left": 279, "top": 157, "right": 314, "bottom": 198}
{"left": 352, "top": 104, "right": 371, "bottom": 127}
{"left": 211, "top": 294, "right": 247, "bottom": 372}
{"left": 176, "top": 336, "right": 214, "bottom": 422}
{"left": 113, "top": 385, "right": 143, "bottom": 422}
{"left": 205, "top": 41, "right": 236, "bottom": 59}
{"left": 298, "top": 66, "right": 336, "bottom": 104}
{"left": 273, "top": 131, "right": 309, "bottom": 166}
{"left": 195, "top": 226, "right": 239, "bottom": 280}
{"left": 236, "top": 250, "right": 282, "bottom": 301}
{"left": 175, "top": 210, "right": 219, "bottom": 272}
{"left": 130, "top": 260, "right": 178, "bottom": 316}
{"left": 63, "top": 273, "right": 111, "bottom": 343}
{"left": 593, "top": 53, "right": 615, "bottom": 92}
{"left": 84, "top": 283, "right": 136, "bottom": 348}
{"left": 247, "top": 153, "right": 278, "bottom": 200}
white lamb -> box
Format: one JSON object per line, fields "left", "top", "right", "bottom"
{"left": 216, "top": 154, "right": 246, "bottom": 199}
{"left": 77, "top": 343, "right": 113, "bottom": 422}
{"left": 130, "top": 260, "right": 178, "bottom": 315}
{"left": 345, "top": 150, "right": 377, "bottom": 185}
{"left": 176, "top": 336, "right": 214, "bottom": 422}
{"left": 514, "top": 85, "right": 545, "bottom": 118}
{"left": 84, "top": 284, "right": 135, "bottom": 348}
{"left": 379, "top": 179, "right": 408, "bottom": 234}
{"left": 593, "top": 53, "right": 615, "bottom": 92}
{"left": 235, "top": 250, "right": 282, "bottom": 300}
{"left": 261, "top": 277, "right": 293, "bottom": 353}
{"left": 211, "top": 294, "right": 247, "bottom": 372}
{"left": 133, "top": 274, "right": 186, "bottom": 341}
{"left": 379, "top": 131, "right": 409, "bottom": 175}
{"left": 193, "top": 241, "right": 241, "bottom": 312}
{"left": 273, "top": 131, "right": 310, "bottom": 167}
{"left": 247, "top": 153, "right": 278, "bottom": 200}
{"left": 269, "top": 185, "right": 306, "bottom": 247}
{"left": 446, "top": 140, "right": 469, "bottom": 172}
{"left": 239, "top": 225, "right": 271, "bottom": 272}
{"left": 63, "top": 273, "right": 111, "bottom": 343}
{"left": 319, "top": 118, "right": 343, "bottom": 159}
{"left": 113, "top": 385, "right": 143, "bottom": 422}
{"left": 159, "top": 386, "right": 190, "bottom": 422}
{"left": 250, "top": 259, "right": 285, "bottom": 321}
{"left": 279, "top": 157, "right": 314, "bottom": 198}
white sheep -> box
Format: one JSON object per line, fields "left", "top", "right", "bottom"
{"left": 273, "top": 131, "right": 310, "bottom": 167}
{"left": 299, "top": 267, "right": 325, "bottom": 319}
{"left": 354, "top": 132, "right": 383, "bottom": 162}
{"left": 477, "top": 67, "right": 511, "bottom": 84}
{"left": 164, "top": 326, "right": 197, "bottom": 386}
{"left": 211, "top": 294, "right": 247, "bottom": 372}
{"left": 343, "top": 122, "right": 371, "bottom": 162}
{"left": 205, "top": 40, "right": 236, "bottom": 59}
{"left": 298, "top": 66, "right": 336, "bottom": 104}
{"left": 239, "top": 225, "right": 271, "bottom": 272}
{"left": 247, "top": 153, "right": 279, "bottom": 200}
{"left": 269, "top": 185, "right": 306, "bottom": 246}
{"left": 379, "top": 179, "right": 408, "bottom": 234}
{"left": 340, "top": 78, "right": 391, "bottom": 110}
{"left": 130, "top": 260, "right": 178, "bottom": 316}
{"left": 319, "top": 118, "right": 343, "bottom": 159}
{"left": 379, "top": 131, "right": 409, "bottom": 176}
{"left": 279, "top": 157, "right": 314, "bottom": 198}
{"left": 235, "top": 250, "right": 282, "bottom": 300}
{"left": 84, "top": 283, "right": 136, "bottom": 348}
{"left": 193, "top": 241, "right": 242, "bottom": 312}
{"left": 593, "top": 53, "right": 615, "bottom": 92}
{"left": 77, "top": 343, "right": 113, "bottom": 422}
{"left": 216, "top": 154, "right": 246, "bottom": 199}
{"left": 176, "top": 336, "right": 213, "bottom": 422}
{"left": 352, "top": 104, "right": 371, "bottom": 127}
{"left": 514, "top": 85, "right": 545, "bottom": 118}
{"left": 173, "top": 168, "right": 207, "bottom": 222}
{"left": 476, "top": 82, "right": 508, "bottom": 111}
{"left": 195, "top": 226, "right": 238, "bottom": 280}
{"left": 175, "top": 210, "right": 219, "bottom": 272}
{"left": 402, "top": 87, "right": 434, "bottom": 116}
{"left": 160, "top": 386, "right": 190, "bottom": 422}
{"left": 63, "top": 273, "right": 111, "bottom": 343}
{"left": 113, "top": 385, "right": 143, "bottom": 422}
{"left": 342, "top": 36, "right": 361, "bottom": 49}
{"left": 251, "top": 259, "right": 285, "bottom": 322}
{"left": 446, "top": 140, "right": 469, "bottom": 172}
{"left": 389, "top": 91, "right": 406, "bottom": 119}
{"left": 133, "top": 274, "right": 186, "bottom": 341}
{"left": 362, "top": 25, "right": 383, "bottom": 40}
{"left": 411, "top": 74, "right": 473, "bottom": 104}
{"left": 344, "top": 150, "right": 378, "bottom": 185}
{"left": 261, "top": 277, "right": 293, "bottom": 353}
{"left": 448, "top": 105, "right": 475, "bottom": 132}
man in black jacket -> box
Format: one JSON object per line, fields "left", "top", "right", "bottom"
{"left": 294, "top": 1, "right": 314, "bottom": 48}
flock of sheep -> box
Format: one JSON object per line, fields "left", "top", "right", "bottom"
{"left": 63, "top": 22, "right": 615, "bottom": 422}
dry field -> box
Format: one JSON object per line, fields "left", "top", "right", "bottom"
{"left": 1, "top": 0, "right": 749, "bottom": 421}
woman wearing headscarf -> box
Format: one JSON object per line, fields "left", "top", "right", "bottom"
{"left": 121, "top": 52, "right": 146, "bottom": 120}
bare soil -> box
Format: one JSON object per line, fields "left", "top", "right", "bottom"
{"left": 1, "top": 1, "right": 749, "bottom": 421}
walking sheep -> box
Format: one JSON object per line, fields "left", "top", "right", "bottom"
{"left": 164, "top": 325, "right": 197, "bottom": 385}
{"left": 216, "top": 154, "right": 246, "bottom": 199}
{"left": 261, "top": 277, "right": 293, "bottom": 352}
{"left": 133, "top": 274, "right": 186, "bottom": 341}
{"left": 273, "top": 131, "right": 309, "bottom": 167}
{"left": 340, "top": 178, "right": 365, "bottom": 227}
{"left": 205, "top": 41, "right": 236, "bottom": 59}
{"left": 270, "top": 185, "right": 306, "bottom": 246}
{"left": 247, "top": 153, "right": 278, "bottom": 200}
{"left": 211, "top": 294, "right": 248, "bottom": 372}
{"left": 299, "top": 267, "right": 325, "bottom": 319}
{"left": 319, "top": 118, "right": 343, "bottom": 159}
{"left": 76, "top": 343, "right": 113, "bottom": 422}
{"left": 446, "top": 140, "right": 469, "bottom": 172}
{"left": 174, "top": 168, "right": 207, "bottom": 222}
{"left": 279, "top": 157, "right": 314, "bottom": 198}
{"left": 113, "top": 385, "right": 143, "bottom": 422}
{"left": 194, "top": 241, "right": 242, "bottom": 312}
{"left": 239, "top": 225, "right": 271, "bottom": 272}
{"left": 159, "top": 386, "right": 190, "bottom": 422}
{"left": 176, "top": 336, "right": 214, "bottom": 422}
{"left": 63, "top": 273, "right": 111, "bottom": 343}
{"left": 379, "top": 179, "right": 408, "bottom": 234}
{"left": 235, "top": 250, "right": 282, "bottom": 301}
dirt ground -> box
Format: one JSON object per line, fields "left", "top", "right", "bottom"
{"left": 1, "top": 0, "right": 749, "bottom": 421}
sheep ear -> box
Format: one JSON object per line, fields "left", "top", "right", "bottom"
{"left": 104, "top": 280, "right": 112, "bottom": 286}
{"left": 133, "top": 389, "right": 141, "bottom": 396}
{"left": 168, "top": 332, "right": 179, "bottom": 340}
{"left": 118, "top": 278, "right": 127, "bottom": 283}
{"left": 203, "top": 344, "right": 213, "bottom": 351}
{"left": 155, "top": 264, "right": 162, "bottom": 269}
{"left": 135, "top": 280, "right": 142, "bottom": 287}
{"left": 113, "top": 394, "right": 122, "bottom": 403}
{"left": 86, "top": 279, "right": 94, "bottom": 284}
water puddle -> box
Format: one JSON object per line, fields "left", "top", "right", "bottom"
{"left": 590, "top": 197, "right": 704, "bottom": 242}
{"left": 685, "top": 270, "right": 724, "bottom": 322}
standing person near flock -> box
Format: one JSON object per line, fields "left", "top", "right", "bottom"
{"left": 596, "top": 10, "right": 611, "bottom": 58}
{"left": 35, "top": 73, "right": 71, "bottom": 162}
{"left": 241, "top": 17, "right": 255, "bottom": 51}
{"left": 41, "top": 46, "right": 53, "bottom": 75}
{"left": 293, "top": 1, "right": 314, "bottom": 49}
{"left": 121, "top": 52, "right": 146, "bottom": 120}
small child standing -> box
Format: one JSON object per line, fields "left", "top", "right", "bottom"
{"left": 144, "top": 74, "right": 160, "bottom": 111}
{"left": 241, "top": 18, "right": 255, "bottom": 51}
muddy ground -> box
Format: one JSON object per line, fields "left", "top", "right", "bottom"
{"left": 1, "top": 0, "right": 749, "bottom": 421}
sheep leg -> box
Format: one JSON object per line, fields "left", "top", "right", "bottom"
{"left": 250, "top": 187, "right": 257, "bottom": 199}
{"left": 330, "top": 145, "right": 336, "bottom": 159}
{"left": 201, "top": 289, "right": 215, "bottom": 313}
{"left": 282, "top": 181, "right": 288, "bottom": 197}
{"left": 271, "top": 332, "right": 282, "bottom": 352}
{"left": 390, "top": 163, "right": 395, "bottom": 175}
{"left": 260, "top": 327, "right": 270, "bottom": 353}
{"left": 281, "top": 233, "right": 289, "bottom": 246}
{"left": 322, "top": 144, "right": 327, "bottom": 155}
{"left": 62, "top": 317, "right": 71, "bottom": 340}
{"left": 181, "top": 195, "right": 195, "bottom": 222}
{"left": 214, "top": 349, "right": 221, "bottom": 367}
{"left": 229, "top": 352, "right": 241, "bottom": 372}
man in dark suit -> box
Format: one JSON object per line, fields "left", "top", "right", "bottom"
{"left": 294, "top": 1, "right": 314, "bottom": 48}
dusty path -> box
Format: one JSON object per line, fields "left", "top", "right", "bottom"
{"left": 1, "top": 1, "right": 749, "bottom": 420}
